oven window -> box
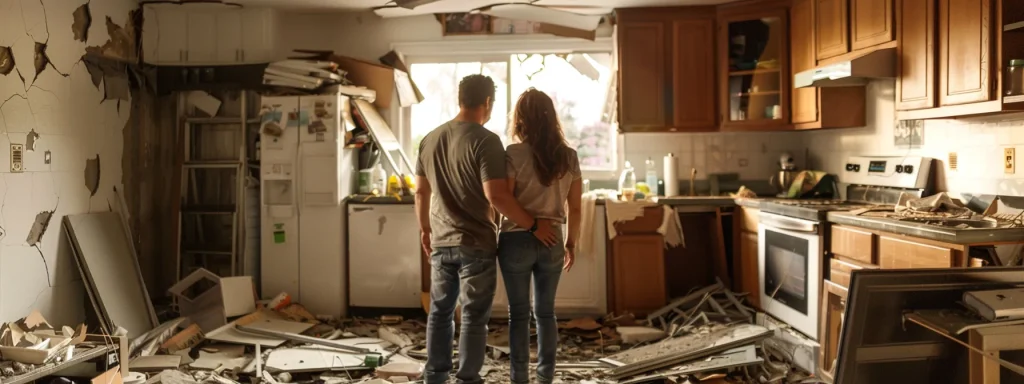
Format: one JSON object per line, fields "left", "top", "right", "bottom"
{"left": 764, "top": 230, "right": 810, "bottom": 314}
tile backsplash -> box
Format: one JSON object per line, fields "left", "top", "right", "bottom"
{"left": 804, "top": 81, "right": 1024, "bottom": 197}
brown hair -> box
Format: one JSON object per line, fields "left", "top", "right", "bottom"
{"left": 510, "top": 88, "right": 574, "bottom": 186}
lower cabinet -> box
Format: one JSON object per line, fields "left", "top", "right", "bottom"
{"left": 609, "top": 234, "right": 667, "bottom": 316}
{"left": 818, "top": 279, "right": 848, "bottom": 382}
{"left": 733, "top": 206, "right": 761, "bottom": 309}
{"left": 348, "top": 204, "right": 422, "bottom": 309}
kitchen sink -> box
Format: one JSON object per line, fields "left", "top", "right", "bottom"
{"left": 896, "top": 217, "right": 999, "bottom": 229}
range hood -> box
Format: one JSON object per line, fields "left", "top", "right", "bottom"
{"left": 794, "top": 47, "right": 895, "bottom": 88}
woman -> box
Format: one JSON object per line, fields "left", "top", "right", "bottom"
{"left": 498, "top": 88, "right": 583, "bottom": 384}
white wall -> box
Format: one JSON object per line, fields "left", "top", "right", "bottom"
{"left": 804, "top": 81, "right": 1024, "bottom": 196}
{"left": 0, "top": 0, "right": 135, "bottom": 324}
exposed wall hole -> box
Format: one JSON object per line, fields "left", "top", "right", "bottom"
{"left": 73, "top": 3, "right": 92, "bottom": 42}
{"left": 26, "top": 211, "right": 54, "bottom": 246}
{"left": 26, "top": 130, "right": 39, "bottom": 151}
{"left": 33, "top": 43, "right": 50, "bottom": 81}
{"left": 85, "top": 155, "right": 100, "bottom": 196}
{"left": 0, "top": 47, "right": 13, "bottom": 76}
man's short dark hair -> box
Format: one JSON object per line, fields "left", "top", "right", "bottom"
{"left": 458, "top": 74, "right": 496, "bottom": 109}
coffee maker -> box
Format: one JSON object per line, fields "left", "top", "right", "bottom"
{"left": 770, "top": 152, "right": 799, "bottom": 197}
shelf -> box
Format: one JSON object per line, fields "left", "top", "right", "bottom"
{"left": 1004, "top": 21, "right": 1024, "bottom": 32}
{"left": 732, "top": 91, "right": 781, "bottom": 97}
{"left": 728, "top": 68, "right": 781, "bottom": 76}
{"left": 1005, "top": 94, "right": 1024, "bottom": 104}
{"left": 184, "top": 160, "right": 240, "bottom": 169}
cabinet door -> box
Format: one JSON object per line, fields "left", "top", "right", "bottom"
{"left": 671, "top": 19, "right": 716, "bottom": 129}
{"left": 739, "top": 231, "right": 761, "bottom": 309}
{"left": 155, "top": 9, "right": 187, "bottom": 63}
{"left": 721, "top": 10, "right": 790, "bottom": 127}
{"left": 611, "top": 234, "right": 666, "bottom": 315}
{"left": 830, "top": 225, "right": 875, "bottom": 264}
{"left": 896, "top": 0, "right": 937, "bottom": 110}
{"left": 938, "top": 0, "right": 994, "bottom": 106}
{"left": 186, "top": 12, "right": 217, "bottom": 63}
{"left": 816, "top": 0, "right": 850, "bottom": 60}
{"left": 851, "top": 0, "right": 894, "bottom": 50}
{"left": 242, "top": 9, "right": 274, "bottom": 63}
{"left": 347, "top": 205, "right": 422, "bottom": 308}
{"left": 791, "top": 0, "right": 820, "bottom": 124}
{"left": 818, "top": 280, "right": 848, "bottom": 383}
{"left": 878, "top": 236, "right": 953, "bottom": 269}
{"left": 142, "top": 6, "right": 159, "bottom": 64}
{"left": 618, "top": 22, "right": 666, "bottom": 129}
{"left": 215, "top": 11, "right": 243, "bottom": 63}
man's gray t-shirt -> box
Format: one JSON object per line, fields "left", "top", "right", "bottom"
{"left": 416, "top": 120, "right": 507, "bottom": 251}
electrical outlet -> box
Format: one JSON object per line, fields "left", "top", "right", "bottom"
{"left": 10, "top": 144, "right": 23, "bottom": 173}
{"left": 1006, "top": 148, "right": 1016, "bottom": 174}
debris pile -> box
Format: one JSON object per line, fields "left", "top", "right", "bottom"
{"left": 263, "top": 60, "right": 350, "bottom": 91}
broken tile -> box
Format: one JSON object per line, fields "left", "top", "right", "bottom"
{"left": 376, "top": 361, "right": 423, "bottom": 380}
{"left": 73, "top": 3, "right": 92, "bottom": 42}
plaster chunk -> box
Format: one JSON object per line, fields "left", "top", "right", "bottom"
{"left": 72, "top": 3, "right": 91, "bottom": 42}
{"left": 26, "top": 210, "right": 53, "bottom": 246}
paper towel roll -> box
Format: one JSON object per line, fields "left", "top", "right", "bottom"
{"left": 664, "top": 153, "right": 679, "bottom": 197}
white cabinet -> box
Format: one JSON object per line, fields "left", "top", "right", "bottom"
{"left": 241, "top": 8, "right": 277, "bottom": 63}
{"left": 347, "top": 204, "right": 422, "bottom": 309}
{"left": 492, "top": 206, "right": 608, "bottom": 318}
{"left": 143, "top": 5, "right": 276, "bottom": 65}
{"left": 154, "top": 8, "right": 187, "bottom": 63}
{"left": 215, "top": 11, "right": 243, "bottom": 63}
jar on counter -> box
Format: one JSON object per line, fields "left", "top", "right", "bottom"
{"left": 1006, "top": 59, "right": 1024, "bottom": 96}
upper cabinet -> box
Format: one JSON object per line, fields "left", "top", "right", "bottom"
{"left": 142, "top": 5, "right": 278, "bottom": 66}
{"left": 617, "top": 8, "right": 718, "bottom": 132}
{"left": 816, "top": 0, "right": 850, "bottom": 59}
{"left": 816, "top": 0, "right": 895, "bottom": 61}
{"left": 719, "top": 8, "right": 790, "bottom": 130}
{"left": 851, "top": 0, "right": 895, "bottom": 50}
{"left": 896, "top": 0, "right": 1024, "bottom": 119}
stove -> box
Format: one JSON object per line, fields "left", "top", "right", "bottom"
{"left": 756, "top": 156, "right": 934, "bottom": 349}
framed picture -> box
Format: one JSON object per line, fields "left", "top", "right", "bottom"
{"left": 441, "top": 13, "right": 493, "bottom": 35}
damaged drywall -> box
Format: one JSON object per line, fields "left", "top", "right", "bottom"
{"left": 84, "top": 12, "right": 139, "bottom": 62}
{"left": 0, "top": 47, "right": 12, "bottom": 75}
{"left": 72, "top": 3, "right": 92, "bottom": 42}
{"left": 85, "top": 155, "right": 100, "bottom": 196}
{"left": 25, "top": 130, "right": 38, "bottom": 151}
{"left": 26, "top": 211, "right": 54, "bottom": 246}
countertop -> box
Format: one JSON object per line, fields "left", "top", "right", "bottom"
{"left": 827, "top": 212, "right": 1024, "bottom": 245}
{"left": 345, "top": 194, "right": 414, "bottom": 204}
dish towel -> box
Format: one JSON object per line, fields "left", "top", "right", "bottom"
{"left": 576, "top": 194, "right": 600, "bottom": 260}
{"left": 604, "top": 200, "right": 685, "bottom": 248}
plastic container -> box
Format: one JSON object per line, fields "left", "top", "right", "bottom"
{"left": 371, "top": 163, "right": 387, "bottom": 194}
{"left": 644, "top": 157, "right": 658, "bottom": 196}
{"left": 618, "top": 161, "right": 637, "bottom": 201}
{"left": 1007, "top": 59, "right": 1024, "bottom": 96}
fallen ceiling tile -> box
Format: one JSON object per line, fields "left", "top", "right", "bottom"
{"left": 85, "top": 155, "right": 100, "bottom": 196}
{"left": 73, "top": 3, "right": 92, "bottom": 42}
{"left": 26, "top": 210, "right": 54, "bottom": 246}
{"left": 33, "top": 43, "right": 49, "bottom": 82}
{"left": 0, "top": 47, "right": 13, "bottom": 75}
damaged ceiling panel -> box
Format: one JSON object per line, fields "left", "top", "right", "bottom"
{"left": 0, "top": 47, "right": 13, "bottom": 76}
{"left": 73, "top": 3, "right": 92, "bottom": 42}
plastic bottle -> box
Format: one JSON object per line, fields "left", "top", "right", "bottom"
{"left": 618, "top": 161, "right": 636, "bottom": 201}
{"left": 371, "top": 162, "right": 387, "bottom": 195}
{"left": 644, "top": 157, "right": 658, "bottom": 196}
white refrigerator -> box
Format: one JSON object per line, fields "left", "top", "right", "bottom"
{"left": 258, "top": 91, "right": 357, "bottom": 318}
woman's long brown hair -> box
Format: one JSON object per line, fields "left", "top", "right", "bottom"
{"left": 510, "top": 88, "right": 573, "bottom": 186}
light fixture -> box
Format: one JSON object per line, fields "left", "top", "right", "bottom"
{"left": 394, "top": 0, "right": 442, "bottom": 9}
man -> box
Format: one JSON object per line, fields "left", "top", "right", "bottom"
{"left": 415, "top": 74, "right": 557, "bottom": 384}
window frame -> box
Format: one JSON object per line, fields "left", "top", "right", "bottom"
{"left": 391, "top": 36, "right": 622, "bottom": 180}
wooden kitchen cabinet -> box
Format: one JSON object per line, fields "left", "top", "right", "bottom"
{"left": 732, "top": 206, "right": 761, "bottom": 309}
{"left": 878, "top": 235, "right": 955, "bottom": 269}
{"left": 816, "top": 0, "right": 850, "bottom": 60}
{"left": 818, "top": 280, "right": 848, "bottom": 383}
{"left": 719, "top": 8, "right": 791, "bottom": 129}
{"left": 617, "top": 8, "right": 718, "bottom": 132}
{"left": 791, "top": 0, "right": 868, "bottom": 129}
{"left": 851, "top": 0, "right": 895, "bottom": 50}
{"left": 830, "top": 225, "right": 875, "bottom": 264}
{"left": 938, "top": 0, "right": 995, "bottom": 106}
{"left": 215, "top": 11, "right": 243, "bottom": 63}
{"left": 896, "top": 0, "right": 937, "bottom": 110}
{"left": 143, "top": 5, "right": 277, "bottom": 65}
{"left": 610, "top": 234, "right": 666, "bottom": 315}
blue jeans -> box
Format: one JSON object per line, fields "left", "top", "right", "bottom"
{"left": 425, "top": 246, "right": 497, "bottom": 384}
{"left": 498, "top": 231, "right": 564, "bottom": 384}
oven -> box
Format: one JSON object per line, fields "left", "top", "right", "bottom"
{"left": 758, "top": 212, "right": 823, "bottom": 340}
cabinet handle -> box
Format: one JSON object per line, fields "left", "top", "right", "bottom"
{"left": 241, "top": 50, "right": 245, "bottom": 62}
{"left": 185, "top": 50, "right": 189, "bottom": 61}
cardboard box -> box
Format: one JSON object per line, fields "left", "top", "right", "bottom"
{"left": 168, "top": 269, "right": 257, "bottom": 332}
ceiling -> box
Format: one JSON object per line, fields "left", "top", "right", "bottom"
{"left": 228, "top": 0, "right": 737, "bottom": 12}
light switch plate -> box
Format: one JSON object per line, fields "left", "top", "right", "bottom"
{"left": 10, "top": 144, "right": 23, "bottom": 173}
{"left": 1006, "top": 148, "right": 1016, "bottom": 174}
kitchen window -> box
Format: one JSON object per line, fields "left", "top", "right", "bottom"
{"left": 406, "top": 53, "right": 617, "bottom": 172}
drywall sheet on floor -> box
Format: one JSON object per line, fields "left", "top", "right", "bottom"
{"left": 64, "top": 212, "right": 157, "bottom": 339}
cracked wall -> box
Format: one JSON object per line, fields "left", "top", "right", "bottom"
{"left": 0, "top": 0, "right": 137, "bottom": 325}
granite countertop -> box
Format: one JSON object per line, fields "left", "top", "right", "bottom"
{"left": 827, "top": 212, "right": 1024, "bottom": 245}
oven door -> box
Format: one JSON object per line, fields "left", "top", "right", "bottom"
{"left": 758, "top": 212, "right": 822, "bottom": 340}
